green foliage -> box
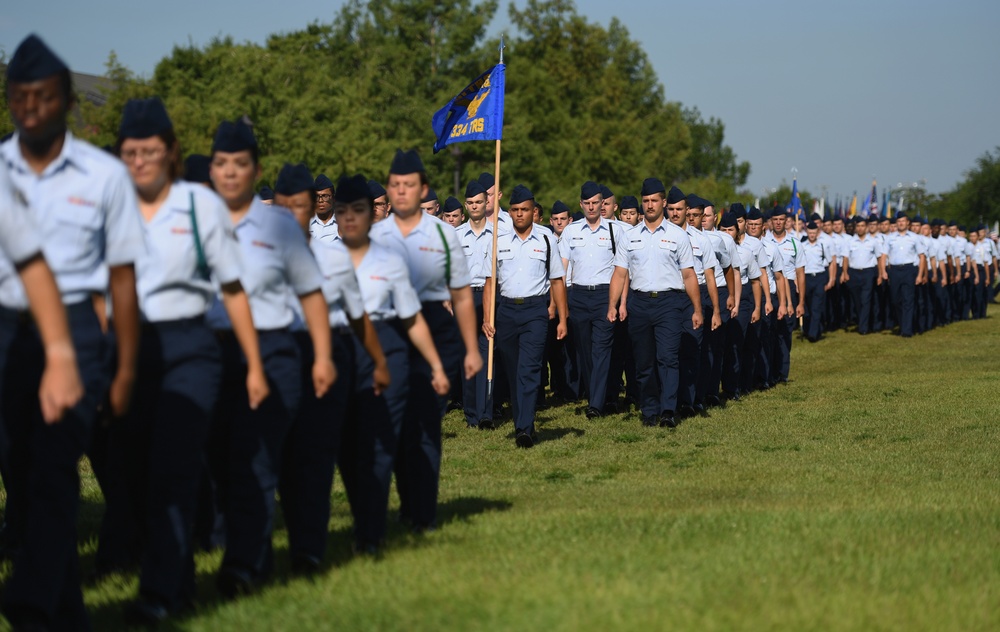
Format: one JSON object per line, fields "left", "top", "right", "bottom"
{"left": 931, "top": 147, "right": 1000, "bottom": 226}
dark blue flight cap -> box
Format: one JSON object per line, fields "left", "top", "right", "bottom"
{"left": 336, "top": 174, "right": 372, "bottom": 204}
{"left": 258, "top": 185, "right": 274, "bottom": 201}
{"left": 719, "top": 212, "right": 737, "bottom": 228}
{"left": 572, "top": 211, "right": 585, "bottom": 221}
{"left": 730, "top": 203, "right": 747, "bottom": 219}
{"left": 465, "top": 180, "right": 486, "bottom": 198}
{"left": 443, "top": 196, "right": 462, "bottom": 214}
{"left": 600, "top": 184, "right": 614, "bottom": 200}
{"left": 747, "top": 207, "right": 763, "bottom": 221}
{"left": 314, "top": 174, "right": 334, "bottom": 191}
{"left": 275, "top": 163, "right": 314, "bottom": 196}
{"left": 911, "top": 215, "right": 924, "bottom": 225}
{"left": 640, "top": 178, "right": 665, "bottom": 196}
{"left": 947, "top": 219, "right": 958, "bottom": 227}
{"left": 666, "top": 186, "right": 685, "bottom": 204}
{"left": 509, "top": 184, "right": 534, "bottom": 206}
{"left": 477, "top": 172, "right": 495, "bottom": 189}
{"left": 806, "top": 221, "right": 818, "bottom": 230}
{"left": 977, "top": 223, "right": 987, "bottom": 231}
{"left": 763, "top": 209, "right": 774, "bottom": 221}
{"left": 6, "top": 34, "right": 69, "bottom": 82}
{"left": 184, "top": 154, "right": 210, "bottom": 184}
{"left": 810, "top": 212, "right": 823, "bottom": 222}
{"left": 212, "top": 120, "right": 257, "bottom": 153}
{"left": 868, "top": 213, "right": 880, "bottom": 223}
{"left": 851, "top": 216, "right": 864, "bottom": 225}
{"left": 422, "top": 188, "right": 438, "bottom": 203}
{"left": 550, "top": 200, "right": 570, "bottom": 216}
{"left": 895, "top": 211, "right": 908, "bottom": 220}
{"left": 389, "top": 149, "right": 425, "bottom": 175}
{"left": 958, "top": 224, "right": 967, "bottom": 232}
{"left": 580, "top": 181, "right": 601, "bottom": 200}
{"left": 685, "top": 194, "right": 704, "bottom": 209}
{"left": 368, "top": 179, "right": 386, "bottom": 199}
{"left": 119, "top": 97, "right": 172, "bottom": 139}
{"left": 620, "top": 195, "right": 639, "bottom": 210}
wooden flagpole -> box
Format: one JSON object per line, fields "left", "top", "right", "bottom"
{"left": 486, "top": 37, "right": 504, "bottom": 401}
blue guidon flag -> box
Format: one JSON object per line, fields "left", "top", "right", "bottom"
{"left": 431, "top": 64, "right": 506, "bottom": 153}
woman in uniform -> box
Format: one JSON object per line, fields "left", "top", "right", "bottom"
{"left": 205, "top": 120, "right": 335, "bottom": 597}
{"left": 719, "top": 212, "right": 761, "bottom": 401}
{"left": 106, "top": 97, "right": 268, "bottom": 625}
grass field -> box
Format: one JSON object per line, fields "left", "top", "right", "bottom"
{"left": 4, "top": 310, "right": 1000, "bottom": 631}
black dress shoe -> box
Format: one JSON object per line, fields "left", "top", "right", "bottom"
{"left": 479, "top": 418, "right": 495, "bottom": 430}
{"left": 705, "top": 394, "right": 723, "bottom": 407}
{"left": 217, "top": 567, "right": 256, "bottom": 600}
{"left": 659, "top": 412, "right": 678, "bottom": 428}
{"left": 677, "top": 404, "right": 695, "bottom": 419}
{"left": 585, "top": 407, "right": 602, "bottom": 419}
{"left": 515, "top": 431, "right": 534, "bottom": 448}
{"left": 641, "top": 415, "right": 658, "bottom": 427}
{"left": 693, "top": 402, "right": 706, "bottom": 415}
{"left": 290, "top": 554, "right": 322, "bottom": 576}
{"left": 124, "top": 596, "right": 170, "bottom": 627}
{"left": 724, "top": 391, "right": 740, "bottom": 402}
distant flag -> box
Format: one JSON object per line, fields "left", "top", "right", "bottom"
{"left": 992, "top": 221, "right": 999, "bottom": 239}
{"left": 886, "top": 192, "right": 892, "bottom": 218}
{"left": 431, "top": 64, "right": 506, "bottom": 153}
{"left": 787, "top": 176, "right": 805, "bottom": 222}
{"left": 848, "top": 192, "right": 857, "bottom": 218}
{"left": 868, "top": 179, "right": 879, "bottom": 215}
{"left": 812, "top": 199, "right": 820, "bottom": 216}
{"left": 880, "top": 190, "right": 888, "bottom": 218}
{"left": 819, "top": 196, "right": 825, "bottom": 217}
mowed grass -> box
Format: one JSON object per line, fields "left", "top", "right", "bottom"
{"left": 4, "top": 308, "right": 1000, "bottom": 631}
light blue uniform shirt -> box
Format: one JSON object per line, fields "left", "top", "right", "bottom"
{"left": 137, "top": 181, "right": 242, "bottom": 322}
{"left": 455, "top": 220, "right": 494, "bottom": 288}
{"left": 802, "top": 239, "right": 832, "bottom": 274}
{"left": 846, "top": 234, "right": 883, "bottom": 270}
{"left": 951, "top": 236, "right": 968, "bottom": 264}
{"left": 761, "top": 241, "right": 784, "bottom": 293}
{"left": 686, "top": 224, "right": 719, "bottom": 286}
{"left": 704, "top": 229, "right": 737, "bottom": 288}
{"left": 312, "top": 239, "right": 365, "bottom": 328}
{"left": 206, "top": 199, "right": 322, "bottom": 330}
{"left": 764, "top": 232, "right": 805, "bottom": 281}
{"left": 354, "top": 243, "right": 422, "bottom": 321}
{"left": 309, "top": 215, "right": 340, "bottom": 243}
{"left": 370, "top": 212, "right": 472, "bottom": 301}
{"left": 886, "top": 231, "right": 922, "bottom": 266}
{"left": 742, "top": 235, "right": 768, "bottom": 276}
{"left": 486, "top": 226, "right": 564, "bottom": 298}
{"left": 613, "top": 219, "right": 694, "bottom": 292}
{"left": 832, "top": 232, "right": 850, "bottom": 264}
{"left": 734, "top": 239, "right": 762, "bottom": 285}
{"left": 970, "top": 241, "right": 989, "bottom": 265}
{"left": 0, "top": 132, "right": 145, "bottom": 309}
{"left": 560, "top": 217, "right": 628, "bottom": 286}
{"left": 0, "top": 164, "right": 43, "bottom": 267}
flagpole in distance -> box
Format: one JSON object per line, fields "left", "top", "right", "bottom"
{"left": 486, "top": 35, "right": 505, "bottom": 402}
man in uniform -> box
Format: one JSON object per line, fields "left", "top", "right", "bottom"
{"left": 885, "top": 212, "right": 926, "bottom": 338}
{"left": 801, "top": 221, "right": 836, "bottom": 342}
{"left": 482, "top": 185, "right": 567, "bottom": 448}
{"left": 420, "top": 188, "right": 441, "bottom": 217}
{"left": 608, "top": 180, "right": 702, "bottom": 429}
{"left": 310, "top": 173, "right": 339, "bottom": 243}
{"left": 560, "top": 182, "right": 627, "bottom": 418}
{"left": 369, "top": 180, "right": 390, "bottom": 222}
{"left": 701, "top": 199, "right": 739, "bottom": 405}
{"left": 440, "top": 196, "right": 463, "bottom": 228}
{"left": 842, "top": 216, "right": 885, "bottom": 334}
{"left": 545, "top": 200, "right": 579, "bottom": 403}
{"left": 763, "top": 210, "right": 804, "bottom": 381}
{"left": 600, "top": 184, "right": 618, "bottom": 221}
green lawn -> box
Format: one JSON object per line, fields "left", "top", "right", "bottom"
{"left": 6, "top": 310, "right": 1000, "bottom": 631}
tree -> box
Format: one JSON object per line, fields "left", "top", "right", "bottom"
{"left": 932, "top": 147, "right": 1000, "bottom": 227}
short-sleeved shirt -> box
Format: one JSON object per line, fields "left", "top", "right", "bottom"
{"left": 206, "top": 199, "right": 322, "bottom": 330}
{"left": 354, "top": 243, "right": 422, "bottom": 321}
{"left": 0, "top": 164, "right": 42, "bottom": 267}
{"left": 686, "top": 224, "right": 719, "bottom": 286}
{"left": 613, "top": 219, "right": 694, "bottom": 292}
{"left": 0, "top": 131, "right": 145, "bottom": 309}
{"left": 704, "top": 229, "right": 737, "bottom": 288}
{"left": 137, "top": 181, "right": 242, "bottom": 321}
{"left": 802, "top": 239, "right": 832, "bottom": 274}
{"left": 455, "top": 220, "right": 494, "bottom": 288}
{"left": 763, "top": 232, "right": 805, "bottom": 280}
{"left": 370, "top": 211, "right": 472, "bottom": 301}
{"left": 309, "top": 215, "right": 340, "bottom": 244}
{"left": 734, "top": 239, "right": 762, "bottom": 285}
{"left": 846, "top": 234, "right": 883, "bottom": 270}
{"left": 486, "top": 227, "right": 564, "bottom": 298}
{"left": 761, "top": 240, "right": 785, "bottom": 293}
{"left": 312, "top": 239, "right": 365, "bottom": 328}
{"left": 560, "top": 217, "right": 628, "bottom": 286}
{"left": 886, "top": 231, "right": 922, "bottom": 266}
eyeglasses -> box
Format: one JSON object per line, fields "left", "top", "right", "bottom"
{"left": 316, "top": 194, "right": 333, "bottom": 201}
{"left": 121, "top": 148, "right": 166, "bottom": 163}
{"left": 374, "top": 202, "right": 389, "bottom": 210}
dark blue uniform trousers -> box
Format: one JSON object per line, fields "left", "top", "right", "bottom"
{"left": 495, "top": 296, "right": 549, "bottom": 433}
{"left": 754, "top": 293, "right": 778, "bottom": 388}
{"left": 628, "top": 291, "right": 685, "bottom": 418}
{"left": 97, "top": 318, "right": 222, "bottom": 609}
{"left": 338, "top": 320, "right": 408, "bottom": 549}
{"left": 462, "top": 289, "right": 491, "bottom": 426}
{"left": 208, "top": 328, "right": 300, "bottom": 582}
{"left": 678, "top": 288, "right": 706, "bottom": 408}
{"left": 775, "top": 285, "right": 796, "bottom": 382}
{"left": 803, "top": 272, "right": 827, "bottom": 341}
{"left": 888, "top": 264, "right": 917, "bottom": 337}
{"left": 723, "top": 282, "right": 753, "bottom": 396}
{"left": 2, "top": 302, "right": 106, "bottom": 631}
{"left": 847, "top": 267, "right": 877, "bottom": 334}
{"left": 280, "top": 329, "right": 353, "bottom": 564}
{"left": 700, "top": 285, "right": 730, "bottom": 400}
{"left": 569, "top": 285, "right": 614, "bottom": 412}
{"left": 396, "top": 302, "right": 462, "bottom": 530}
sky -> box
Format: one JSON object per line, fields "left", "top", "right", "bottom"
{"left": 3, "top": 0, "right": 998, "bottom": 204}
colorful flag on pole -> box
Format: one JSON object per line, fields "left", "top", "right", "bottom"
{"left": 848, "top": 192, "right": 857, "bottom": 218}
{"left": 431, "top": 64, "right": 506, "bottom": 153}
{"left": 880, "top": 190, "right": 888, "bottom": 218}
{"left": 787, "top": 177, "right": 804, "bottom": 222}
{"left": 868, "top": 179, "right": 878, "bottom": 215}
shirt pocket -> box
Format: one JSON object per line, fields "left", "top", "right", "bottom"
{"left": 51, "top": 202, "right": 103, "bottom": 254}
{"left": 657, "top": 239, "right": 678, "bottom": 251}
{"left": 627, "top": 239, "right": 645, "bottom": 251}
{"left": 527, "top": 247, "right": 547, "bottom": 262}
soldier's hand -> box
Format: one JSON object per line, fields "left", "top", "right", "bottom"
{"left": 730, "top": 304, "right": 740, "bottom": 319}
{"left": 711, "top": 312, "right": 722, "bottom": 331}
{"left": 606, "top": 306, "right": 618, "bottom": 323}
{"left": 764, "top": 300, "right": 773, "bottom": 316}
{"left": 618, "top": 303, "right": 628, "bottom": 322}
{"left": 312, "top": 356, "right": 337, "bottom": 399}
{"left": 482, "top": 322, "right": 495, "bottom": 338}
{"left": 430, "top": 366, "right": 450, "bottom": 396}
{"left": 108, "top": 370, "right": 136, "bottom": 418}
{"left": 372, "top": 359, "right": 391, "bottom": 396}
{"left": 464, "top": 350, "right": 483, "bottom": 380}
{"left": 795, "top": 303, "right": 805, "bottom": 318}
{"left": 38, "top": 345, "right": 83, "bottom": 424}
{"left": 556, "top": 320, "right": 568, "bottom": 340}
{"left": 726, "top": 295, "right": 735, "bottom": 312}
{"left": 246, "top": 366, "right": 270, "bottom": 410}
{"left": 691, "top": 311, "right": 703, "bottom": 330}
{"left": 751, "top": 308, "right": 760, "bottom": 324}
{"left": 777, "top": 304, "right": 787, "bottom": 320}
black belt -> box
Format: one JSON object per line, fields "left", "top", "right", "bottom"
{"left": 333, "top": 325, "right": 353, "bottom": 337}
{"left": 471, "top": 286, "right": 485, "bottom": 292}
{"left": 634, "top": 289, "right": 681, "bottom": 298}
{"left": 573, "top": 284, "right": 610, "bottom": 291}
{"left": 889, "top": 263, "right": 916, "bottom": 268}
{"left": 500, "top": 295, "right": 548, "bottom": 305}
{"left": 806, "top": 272, "right": 826, "bottom": 277}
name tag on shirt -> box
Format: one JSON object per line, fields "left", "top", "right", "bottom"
{"left": 528, "top": 248, "right": 547, "bottom": 261}
{"left": 628, "top": 239, "right": 645, "bottom": 251}
{"left": 658, "top": 239, "right": 677, "bottom": 251}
